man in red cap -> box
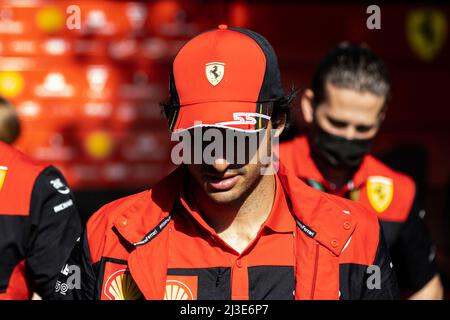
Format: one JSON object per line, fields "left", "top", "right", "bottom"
{"left": 53, "top": 26, "right": 398, "bottom": 300}
{"left": 278, "top": 44, "right": 443, "bottom": 299}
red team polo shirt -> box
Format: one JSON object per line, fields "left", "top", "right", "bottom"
{"left": 278, "top": 135, "right": 438, "bottom": 291}
{"left": 52, "top": 165, "right": 399, "bottom": 300}
{"left": 166, "top": 174, "right": 296, "bottom": 300}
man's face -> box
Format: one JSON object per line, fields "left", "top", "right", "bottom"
{"left": 313, "top": 83, "right": 386, "bottom": 140}
{"left": 185, "top": 124, "right": 274, "bottom": 204}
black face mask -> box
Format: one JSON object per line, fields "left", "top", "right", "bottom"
{"left": 309, "top": 123, "right": 373, "bottom": 170}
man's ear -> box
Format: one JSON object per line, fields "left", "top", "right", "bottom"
{"left": 378, "top": 110, "right": 386, "bottom": 123}
{"left": 301, "top": 89, "right": 314, "bottom": 124}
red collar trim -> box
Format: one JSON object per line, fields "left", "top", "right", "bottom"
{"left": 282, "top": 136, "right": 371, "bottom": 190}
{"left": 114, "top": 163, "right": 355, "bottom": 256}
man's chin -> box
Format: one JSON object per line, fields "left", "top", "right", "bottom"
{"left": 204, "top": 188, "right": 243, "bottom": 204}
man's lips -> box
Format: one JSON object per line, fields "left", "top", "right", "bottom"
{"left": 204, "top": 174, "right": 240, "bottom": 191}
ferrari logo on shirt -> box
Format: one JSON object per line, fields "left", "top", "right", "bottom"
{"left": 0, "top": 166, "right": 8, "bottom": 191}
{"left": 205, "top": 62, "right": 225, "bottom": 86}
{"left": 406, "top": 8, "right": 447, "bottom": 62}
{"left": 367, "top": 176, "right": 394, "bottom": 213}
{"left": 164, "top": 276, "right": 198, "bottom": 300}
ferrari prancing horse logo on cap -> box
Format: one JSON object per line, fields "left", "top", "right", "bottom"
{"left": 367, "top": 176, "right": 394, "bottom": 213}
{"left": 205, "top": 62, "right": 225, "bottom": 86}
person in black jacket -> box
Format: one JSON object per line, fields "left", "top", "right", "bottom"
{"left": 0, "top": 96, "right": 82, "bottom": 299}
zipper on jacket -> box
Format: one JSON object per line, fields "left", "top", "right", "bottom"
{"left": 310, "top": 242, "right": 320, "bottom": 299}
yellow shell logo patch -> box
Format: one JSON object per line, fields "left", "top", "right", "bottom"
{"left": 0, "top": 166, "right": 8, "bottom": 191}
{"left": 367, "top": 176, "right": 394, "bottom": 213}
{"left": 164, "top": 280, "right": 194, "bottom": 300}
{"left": 104, "top": 269, "right": 142, "bottom": 300}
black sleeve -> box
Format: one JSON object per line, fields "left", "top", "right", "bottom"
{"left": 25, "top": 166, "right": 82, "bottom": 299}
{"left": 362, "top": 225, "right": 400, "bottom": 300}
{"left": 51, "top": 228, "right": 97, "bottom": 300}
{"left": 390, "top": 188, "right": 438, "bottom": 291}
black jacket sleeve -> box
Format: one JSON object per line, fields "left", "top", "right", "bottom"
{"left": 361, "top": 225, "right": 400, "bottom": 300}
{"left": 51, "top": 228, "right": 97, "bottom": 300}
{"left": 25, "top": 166, "right": 82, "bottom": 299}
{"left": 390, "top": 188, "right": 438, "bottom": 291}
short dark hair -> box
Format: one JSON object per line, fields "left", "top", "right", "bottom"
{"left": 160, "top": 87, "right": 297, "bottom": 131}
{"left": 0, "top": 96, "right": 21, "bottom": 144}
{"left": 311, "top": 43, "right": 391, "bottom": 108}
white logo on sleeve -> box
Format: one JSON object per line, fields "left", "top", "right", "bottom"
{"left": 50, "top": 178, "right": 71, "bottom": 194}
{"left": 53, "top": 199, "right": 74, "bottom": 213}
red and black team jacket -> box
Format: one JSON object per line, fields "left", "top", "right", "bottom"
{"left": 278, "top": 135, "right": 438, "bottom": 292}
{"left": 0, "top": 141, "right": 82, "bottom": 299}
{"left": 53, "top": 164, "right": 398, "bottom": 300}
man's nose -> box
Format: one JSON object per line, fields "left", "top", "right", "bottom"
{"left": 344, "top": 126, "right": 357, "bottom": 140}
{"left": 211, "top": 158, "right": 230, "bottom": 173}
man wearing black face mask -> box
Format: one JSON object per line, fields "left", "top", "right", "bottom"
{"left": 309, "top": 121, "right": 374, "bottom": 171}
{"left": 279, "top": 43, "right": 443, "bottom": 299}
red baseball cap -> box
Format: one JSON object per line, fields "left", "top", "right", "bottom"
{"left": 167, "top": 25, "right": 284, "bottom": 132}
